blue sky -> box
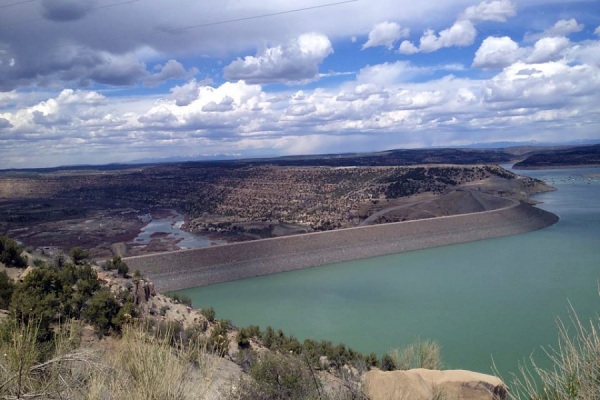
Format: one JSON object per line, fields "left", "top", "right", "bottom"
{"left": 0, "top": 0, "right": 599, "bottom": 168}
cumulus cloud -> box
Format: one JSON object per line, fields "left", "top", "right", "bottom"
{"left": 596, "top": 26, "right": 600, "bottom": 35}
{"left": 202, "top": 97, "right": 234, "bottom": 112}
{"left": 399, "top": 0, "right": 512, "bottom": 54}
{"left": 421, "top": 20, "right": 477, "bottom": 52}
{"left": 527, "top": 36, "right": 570, "bottom": 63}
{"left": 482, "top": 61, "right": 600, "bottom": 108}
{"left": 474, "top": 34, "right": 573, "bottom": 69}
{"left": 461, "top": 0, "right": 516, "bottom": 23}
{"left": 544, "top": 19, "right": 584, "bottom": 37}
{"left": 144, "top": 60, "right": 199, "bottom": 87}
{"left": 400, "top": 20, "right": 477, "bottom": 54}
{"left": 472, "top": 36, "right": 522, "bottom": 68}
{"left": 399, "top": 40, "right": 419, "bottom": 54}
{"left": 362, "top": 22, "right": 409, "bottom": 50}
{"left": 223, "top": 33, "right": 333, "bottom": 84}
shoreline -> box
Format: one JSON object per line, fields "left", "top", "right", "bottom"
{"left": 513, "top": 163, "right": 600, "bottom": 170}
{"left": 124, "top": 201, "right": 559, "bottom": 292}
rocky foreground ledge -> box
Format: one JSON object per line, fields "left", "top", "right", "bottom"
{"left": 364, "top": 368, "right": 507, "bottom": 400}
{"left": 125, "top": 201, "right": 558, "bottom": 292}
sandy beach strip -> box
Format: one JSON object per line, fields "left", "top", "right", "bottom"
{"left": 124, "top": 201, "right": 559, "bottom": 292}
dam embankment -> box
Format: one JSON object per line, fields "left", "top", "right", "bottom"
{"left": 124, "top": 201, "right": 559, "bottom": 292}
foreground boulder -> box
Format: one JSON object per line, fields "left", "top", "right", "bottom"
{"left": 364, "top": 368, "right": 508, "bottom": 400}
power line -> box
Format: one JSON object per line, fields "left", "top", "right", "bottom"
{"left": 55, "top": 0, "right": 359, "bottom": 51}
{"left": 0, "top": 0, "right": 36, "bottom": 10}
{"left": 3, "top": 0, "right": 359, "bottom": 53}
{"left": 163, "top": 0, "right": 359, "bottom": 34}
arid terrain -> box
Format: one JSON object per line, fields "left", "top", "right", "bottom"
{"left": 0, "top": 159, "right": 552, "bottom": 259}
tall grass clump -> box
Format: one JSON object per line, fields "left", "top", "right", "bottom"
{"left": 387, "top": 338, "right": 443, "bottom": 370}
{"left": 86, "top": 323, "right": 216, "bottom": 400}
{"left": 505, "top": 300, "right": 600, "bottom": 400}
{"left": 0, "top": 319, "right": 94, "bottom": 399}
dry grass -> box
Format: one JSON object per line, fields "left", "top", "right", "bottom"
{"left": 0, "top": 319, "right": 96, "bottom": 399}
{"left": 390, "top": 338, "right": 443, "bottom": 370}
{"left": 86, "top": 324, "right": 216, "bottom": 400}
{"left": 503, "top": 300, "right": 600, "bottom": 400}
{"left": 0, "top": 320, "right": 217, "bottom": 400}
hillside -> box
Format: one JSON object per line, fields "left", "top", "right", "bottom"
{"left": 513, "top": 144, "right": 600, "bottom": 169}
{"left": 0, "top": 163, "right": 550, "bottom": 257}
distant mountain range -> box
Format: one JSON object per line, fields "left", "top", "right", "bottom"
{"left": 3, "top": 142, "right": 600, "bottom": 173}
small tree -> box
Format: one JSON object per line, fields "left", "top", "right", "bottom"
{"left": 82, "top": 289, "right": 121, "bottom": 335}
{"left": 103, "top": 256, "right": 129, "bottom": 277}
{"left": 0, "top": 235, "right": 27, "bottom": 268}
{"left": 0, "top": 270, "right": 14, "bottom": 309}
{"left": 69, "top": 247, "right": 90, "bottom": 265}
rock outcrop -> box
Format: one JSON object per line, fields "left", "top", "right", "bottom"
{"left": 132, "top": 279, "right": 156, "bottom": 305}
{"left": 364, "top": 368, "right": 508, "bottom": 400}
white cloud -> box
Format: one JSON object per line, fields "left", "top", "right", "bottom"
{"left": 461, "top": 0, "right": 516, "bottom": 23}
{"left": 399, "top": 0, "right": 517, "bottom": 55}
{"left": 357, "top": 62, "right": 412, "bottom": 85}
{"left": 422, "top": 20, "right": 477, "bottom": 52}
{"left": 527, "top": 36, "right": 570, "bottom": 63}
{"left": 144, "top": 60, "right": 199, "bottom": 87}
{"left": 399, "top": 40, "right": 419, "bottom": 54}
{"left": 472, "top": 36, "right": 522, "bottom": 69}
{"left": 595, "top": 26, "right": 600, "bottom": 35}
{"left": 400, "top": 20, "right": 477, "bottom": 54}
{"left": 482, "top": 61, "right": 600, "bottom": 108}
{"left": 202, "top": 97, "right": 235, "bottom": 112}
{"left": 544, "top": 19, "right": 584, "bottom": 37}
{"left": 362, "top": 21, "right": 409, "bottom": 50}
{"left": 223, "top": 33, "right": 333, "bottom": 84}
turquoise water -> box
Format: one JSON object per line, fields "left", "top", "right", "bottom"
{"left": 177, "top": 167, "right": 600, "bottom": 377}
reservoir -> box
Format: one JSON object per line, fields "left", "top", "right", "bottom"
{"left": 176, "top": 167, "right": 600, "bottom": 378}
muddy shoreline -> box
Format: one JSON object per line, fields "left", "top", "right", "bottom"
{"left": 125, "top": 201, "right": 559, "bottom": 292}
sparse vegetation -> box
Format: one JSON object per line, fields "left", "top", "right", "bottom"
{"left": 102, "top": 255, "right": 130, "bottom": 276}
{"left": 229, "top": 351, "right": 323, "bottom": 400}
{"left": 388, "top": 338, "right": 443, "bottom": 370}
{"left": 167, "top": 292, "right": 192, "bottom": 307}
{"left": 503, "top": 300, "right": 600, "bottom": 399}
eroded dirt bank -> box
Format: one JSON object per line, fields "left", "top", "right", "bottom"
{"left": 125, "top": 201, "right": 559, "bottom": 292}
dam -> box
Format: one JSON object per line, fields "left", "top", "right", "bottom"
{"left": 124, "top": 200, "right": 559, "bottom": 292}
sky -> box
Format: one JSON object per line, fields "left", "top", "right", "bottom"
{"left": 0, "top": 0, "right": 599, "bottom": 168}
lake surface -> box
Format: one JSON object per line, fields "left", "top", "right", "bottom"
{"left": 177, "top": 167, "right": 600, "bottom": 378}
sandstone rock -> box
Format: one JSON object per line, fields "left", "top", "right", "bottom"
{"left": 364, "top": 368, "right": 508, "bottom": 400}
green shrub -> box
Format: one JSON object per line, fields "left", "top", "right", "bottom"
{"left": 69, "top": 247, "right": 89, "bottom": 265}
{"left": 380, "top": 354, "right": 398, "bottom": 371}
{"left": 230, "top": 352, "right": 322, "bottom": 400}
{"left": 81, "top": 288, "right": 121, "bottom": 335}
{"left": 0, "top": 235, "right": 27, "bottom": 268}
{"left": 200, "top": 306, "right": 216, "bottom": 322}
{"left": 209, "top": 320, "right": 229, "bottom": 356}
{"left": 0, "top": 270, "right": 14, "bottom": 309}
{"left": 167, "top": 292, "right": 192, "bottom": 307}
{"left": 102, "top": 256, "right": 129, "bottom": 277}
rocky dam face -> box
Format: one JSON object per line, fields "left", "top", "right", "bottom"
{"left": 125, "top": 201, "right": 559, "bottom": 292}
